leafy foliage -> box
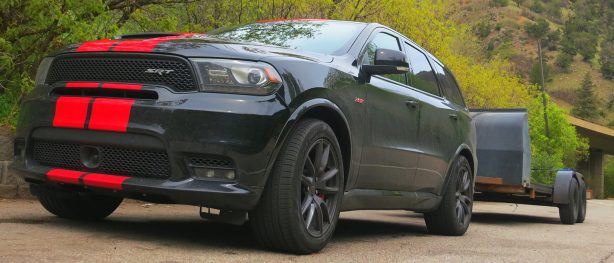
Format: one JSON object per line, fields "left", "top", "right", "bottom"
{"left": 529, "top": 96, "right": 589, "bottom": 184}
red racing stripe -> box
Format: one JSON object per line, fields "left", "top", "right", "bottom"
{"left": 76, "top": 39, "right": 118, "bottom": 52}
{"left": 112, "top": 34, "right": 194, "bottom": 52}
{"left": 83, "top": 173, "right": 130, "bottom": 190}
{"left": 88, "top": 98, "right": 135, "bottom": 132}
{"left": 53, "top": 96, "right": 92, "bottom": 129}
{"left": 65, "top": 82, "right": 100, "bottom": 88}
{"left": 47, "top": 169, "right": 86, "bottom": 185}
{"left": 101, "top": 83, "right": 143, "bottom": 91}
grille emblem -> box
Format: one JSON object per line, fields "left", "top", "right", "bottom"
{"left": 145, "top": 68, "right": 174, "bottom": 75}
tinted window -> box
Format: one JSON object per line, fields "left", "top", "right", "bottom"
{"left": 363, "top": 33, "right": 406, "bottom": 84}
{"left": 208, "top": 21, "right": 365, "bottom": 55}
{"left": 404, "top": 43, "right": 439, "bottom": 95}
{"left": 432, "top": 62, "right": 465, "bottom": 107}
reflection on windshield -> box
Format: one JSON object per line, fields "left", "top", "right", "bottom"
{"left": 208, "top": 21, "right": 365, "bottom": 55}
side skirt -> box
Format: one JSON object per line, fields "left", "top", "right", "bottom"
{"left": 340, "top": 189, "right": 441, "bottom": 212}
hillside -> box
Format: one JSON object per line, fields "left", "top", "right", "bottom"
{"left": 450, "top": 0, "right": 614, "bottom": 126}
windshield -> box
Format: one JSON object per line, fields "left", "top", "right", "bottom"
{"left": 207, "top": 20, "right": 366, "bottom": 55}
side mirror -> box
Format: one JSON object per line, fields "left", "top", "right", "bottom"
{"left": 362, "top": 48, "right": 410, "bottom": 75}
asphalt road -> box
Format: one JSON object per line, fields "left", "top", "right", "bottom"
{"left": 1, "top": 199, "right": 613, "bottom": 263}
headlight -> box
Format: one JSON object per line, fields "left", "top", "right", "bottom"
{"left": 35, "top": 57, "right": 53, "bottom": 86}
{"left": 191, "top": 59, "right": 282, "bottom": 95}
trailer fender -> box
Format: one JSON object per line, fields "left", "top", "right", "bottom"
{"left": 552, "top": 170, "right": 584, "bottom": 205}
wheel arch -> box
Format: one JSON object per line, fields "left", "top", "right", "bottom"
{"left": 266, "top": 98, "right": 353, "bottom": 191}
{"left": 438, "top": 144, "right": 476, "bottom": 197}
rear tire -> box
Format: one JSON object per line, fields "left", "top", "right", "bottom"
{"left": 38, "top": 190, "right": 123, "bottom": 220}
{"left": 558, "top": 179, "right": 580, "bottom": 225}
{"left": 424, "top": 155, "right": 473, "bottom": 236}
{"left": 250, "top": 119, "right": 344, "bottom": 254}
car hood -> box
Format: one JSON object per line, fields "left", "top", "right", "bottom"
{"left": 55, "top": 33, "right": 334, "bottom": 63}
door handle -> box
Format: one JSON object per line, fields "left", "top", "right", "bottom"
{"left": 449, "top": 113, "right": 458, "bottom": 120}
{"left": 405, "top": 100, "right": 419, "bottom": 109}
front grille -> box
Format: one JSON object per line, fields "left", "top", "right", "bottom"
{"left": 31, "top": 140, "right": 170, "bottom": 179}
{"left": 46, "top": 55, "right": 197, "bottom": 92}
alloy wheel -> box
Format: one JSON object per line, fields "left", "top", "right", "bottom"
{"left": 300, "top": 138, "right": 341, "bottom": 237}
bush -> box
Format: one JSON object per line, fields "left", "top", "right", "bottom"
{"left": 530, "top": 0, "right": 544, "bottom": 13}
{"left": 529, "top": 58, "right": 552, "bottom": 85}
{"left": 474, "top": 22, "right": 492, "bottom": 38}
{"left": 555, "top": 52, "right": 573, "bottom": 72}
{"left": 490, "top": 0, "right": 509, "bottom": 7}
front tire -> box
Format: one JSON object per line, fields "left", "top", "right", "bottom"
{"left": 38, "top": 189, "right": 123, "bottom": 220}
{"left": 250, "top": 119, "right": 344, "bottom": 254}
{"left": 424, "top": 155, "right": 473, "bottom": 236}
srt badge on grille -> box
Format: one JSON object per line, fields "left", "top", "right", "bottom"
{"left": 145, "top": 68, "right": 175, "bottom": 75}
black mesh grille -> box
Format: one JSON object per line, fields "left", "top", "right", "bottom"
{"left": 188, "top": 157, "right": 234, "bottom": 169}
{"left": 31, "top": 140, "right": 170, "bottom": 179}
{"left": 46, "top": 55, "right": 197, "bottom": 92}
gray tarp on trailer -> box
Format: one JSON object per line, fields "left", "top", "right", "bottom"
{"left": 470, "top": 109, "right": 531, "bottom": 186}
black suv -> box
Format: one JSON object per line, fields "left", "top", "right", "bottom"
{"left": 14, "top": 19, "right": 476, "bottom": 253}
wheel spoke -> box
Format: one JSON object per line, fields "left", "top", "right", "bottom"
{"left": 456, "top": 199, "right": 463, "bottom": 219}
{"left": 462, "top": 171, "right": 471, "bottom": 192}
{"left": 319, "top": 144, "right": 331, "bottom": 172}
{"left": 315, "top": 200, "right": 324, "bottom": 233}
{"left": 305, "top": 203, "right": 315, "bottom": 229}
{"left": 301, "top": 195, "right": 313, "bottom": 215}
{"left": 316, "top": 168, "right": 338, "bottom": 187}
{"left": 304, "top": 156, "right": 316, "bottom": 177}
{"left": 459, "top": 194, "right": 472, "bottom": 206}
{"left": 313, "top": 141, "right": 324, "bottom": 172}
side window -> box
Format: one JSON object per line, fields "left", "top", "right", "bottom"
{"left": 431, "top": 62, "right": 466, "bottom": 107}
{"left": 363, "top": 32, "right": 406, "bottom": 84}
{"left": 404, "top": 43, "right": 439, "bottom": 96}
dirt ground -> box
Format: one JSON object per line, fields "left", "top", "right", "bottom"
{"left": 1, "top": 199, "right": 613, "bottom": 263}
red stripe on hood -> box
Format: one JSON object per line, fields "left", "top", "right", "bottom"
{"left": 47, "top": 169, "right": 86, "bottom": 185}
{"left": 83, "top": 173, "right": 130, "bottom": 190}
{"left": 53, "top": 97, "right": 92, "bottom": 129}
{"left": 112, "top": 34, "right": 194, "bottom": 52}
{"left": 65, "top": 82, "right": 100, "bottom": 88}
{"left": 88, "top": 98, "right": 135, "bottom": 132}
{"left": 101, "top": 83, "right": 143, "bottom": 91}
{"left": 76, "top": 39, "right": 118, "bottom": 52}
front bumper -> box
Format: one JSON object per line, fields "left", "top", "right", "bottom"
{"left": 13, "top": 162, "right": 262, "bottom": 210}
{"left": 14, "top": 84, "right": 290, "bottom": 210}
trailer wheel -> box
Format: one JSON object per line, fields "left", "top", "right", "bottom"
{"left": 576, "top": 182, "right": 587, "bottom": 223}
{"left": 558, "top": 179, "right": 580, "bottom": 225}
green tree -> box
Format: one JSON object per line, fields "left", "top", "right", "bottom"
{"left": 601, "top": 38, "right": 614, "bottom": 79}
{"left": 572, "top": 73, "right": 600, "bottom": 121}
{"left": 525, "top": 18, "right": 550, "bottom": 39}
{"left": 529, "top": 96, "right": 589, "bottom": 184}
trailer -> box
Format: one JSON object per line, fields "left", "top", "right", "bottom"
{"left": 471, "top": 109, "right": 587, "bottom": 224}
